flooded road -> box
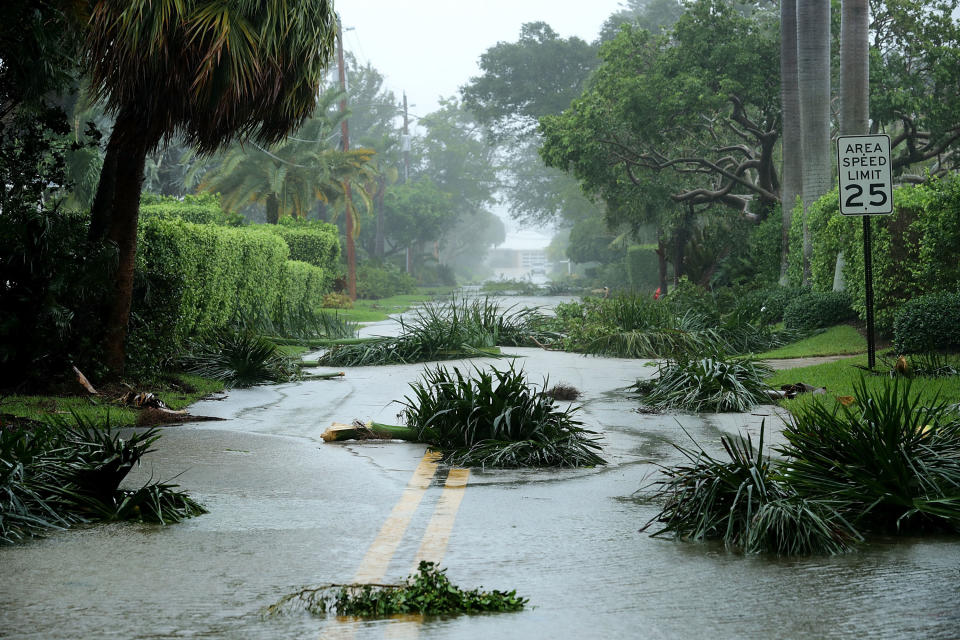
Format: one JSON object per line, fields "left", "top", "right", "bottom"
{"left": 2, "top": 300, "right": 958, "bottom": 639}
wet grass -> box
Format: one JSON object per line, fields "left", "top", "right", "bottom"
{"left": 329, "top": 291, "right": 451, "bottom": 324}
{"left": 1, "top": 373, "right": 226, "bottom": 428}
{"left": 766, "top": 354, "right": 960, "bottom": 408}
{"left": 756, "top": 325, "right": 867, "bottom": 359}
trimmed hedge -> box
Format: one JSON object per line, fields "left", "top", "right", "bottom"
{"left": 268, "top": 219, "right": 340, "bottom": 272}
{"left": 356, "top": 263, "right": 416, "bottom": 299}
{"left": 736, "top": 286, "right": 807, "bottom": 325}
{"left": 139, "top": 193, "right": 225, "bottom": 225}
{"left": 789, "top": 174, "right": 960, "bottom": 334}
{"left": 892, "top": 291, "right": 960, "bottom": 354}
{"left": 783, "top": 290, "right": 856, "bottom": 330}
{"left": 129, "top": 218, "right": 328, "bottom": 371}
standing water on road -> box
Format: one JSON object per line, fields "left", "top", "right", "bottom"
{"left": 1, "top": 296, "right": 957, "bottom": 639}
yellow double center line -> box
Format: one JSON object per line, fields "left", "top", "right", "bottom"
{"left": 328, "top": 450, "right": 470, "bottom": 639}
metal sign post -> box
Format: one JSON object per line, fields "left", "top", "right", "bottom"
{"left": 837, "top": 134, "right": 893, "bottom": 370}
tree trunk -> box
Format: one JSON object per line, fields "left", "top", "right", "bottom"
{"left": 266, "top": 193, "right": 280, "bottom": 224}
{"left": 797, "top": 0, "right": 831, "bottom": 286}
{"left": 780, "top": 0, "right": 803, "bottom": 285}
{"left": 839, "top": 0, "right": 869, "bottom": 136}
{"left": 656, "top": 230, "right": 669, "bottom": 295}
{"left": 374, "top": 176, "right": 385, "bottom": 259}
{"left": 90, "top": 106, "right": 152, "bottom": 376}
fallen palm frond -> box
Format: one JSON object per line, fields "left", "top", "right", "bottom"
{"left": 637, "top": 353, "right": 773, "bottom": 412}
{"left": 397, "top": 363, "right": 606, "bottom": 468}
{"left": 321, "top": 420, "right": 419, "bottom": 442}
{"left": 264, "top": 561, "right": 527, "bottom": 618}
{"left": 1, "top": 412, "right": 206, "bottom": 544}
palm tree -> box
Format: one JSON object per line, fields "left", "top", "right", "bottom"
{"left": 82, "top": 0, "right": 337, "bottom": 375}
{"left": 196, "top": 98, "right": 377, "bottom": 224}
{"left": 796, "top": 0, "right": 832, "bottom": 285}
{"left": 780, "top": 0, "right": 803, "bottom": 285}
{"left": 840, "top": 0, "right": 869, "bottom": 135}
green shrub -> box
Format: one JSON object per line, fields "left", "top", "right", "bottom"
{"left": 735, "top": 286, "right": 807, "bottom": 325}
{"left": 268, "top": 219, "right": 340, "bottom": 277}
{"left": 791, "top": 175, "right": 960, "bottom": 334}
{"left": 179, "top": 328, "right": 300, "bottom": 387}
{"left": 356, "top": 263, "right": 416, "bottom": 299}
{"left": 893, "top": 291, "right": 960, "bottom": 354}
{"left": 783, "top": 290, "right": 855, "bottom": 330}
{"left": 139, "top": 192, "right": 225, "bottom": 225}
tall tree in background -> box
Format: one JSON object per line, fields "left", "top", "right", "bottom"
{"left": 83, "top": 0, "right": 337, "bottom": 375}
{"left": 779, "top": 0, "right": 803, "bottom": 284}
{"left": 840, "top": 0, "right": 870, "bottom": 135}
{"left": 796, "top": 0, "right": 832, "bottom": 284}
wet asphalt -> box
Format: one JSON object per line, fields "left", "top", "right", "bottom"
{"left": 1, "top": 301, "right": 958, "bottom": 639}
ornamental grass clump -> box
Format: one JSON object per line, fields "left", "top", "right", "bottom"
{"left": 638, "top": 353, "right": 773, "bottom": 412}
{"left": 643, "top": 378, "right": 960, "bottom": 555}
{"left": 779, "top": 378, "right": 960, "bottom": 533}
{"left": 1, "top": 412, "right": 205, "bottom": 544}
{"left": 641, "top": 424, "right": 860, "bottom": 555}
{"left": 264, "top": 561, "right": 527, "bottom": 618}
{"left": 397, "top": 363, "right": 606, "bottom": 468}
{"left": 180, "top": 328, "right": 301, "bottom": 387}
{"left": 318, "top": 298, "right": 552, "bottom": 366}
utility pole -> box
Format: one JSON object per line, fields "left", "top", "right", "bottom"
{"left": 402, "top": 92, "right": 412, "bottom": 274}
{"left": 336, "top": 17, "right": 356, "bottom": 300}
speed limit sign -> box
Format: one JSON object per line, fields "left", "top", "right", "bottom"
{"left": 837, "top": 134, "right": 893, "bottom": 216}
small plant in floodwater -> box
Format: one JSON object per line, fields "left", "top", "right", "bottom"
{"left": 263, "top": 561, "right": 527, "bottom": 618}
{"left": 0, "top": 412, "right": 206, "bottom": 544}
{"left": 636, "top": 352, "right": 772, "bottom": 413}
{"left": 398, "top": 363, "right": 606, "bottom": 468}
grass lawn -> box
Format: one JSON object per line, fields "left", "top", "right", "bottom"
{"left": 757, "top": 325, "right": 866, "bottom": 359}
{"left": 767, "top": 353, "right": 960, "bottom": 408}
{"left": 327, "top": 290, "right": 452, "bottom": 323}
{"left": 1, "top": 372, "right": 226, "bottom": 427}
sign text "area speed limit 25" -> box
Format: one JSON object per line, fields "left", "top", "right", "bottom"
{"left": 837, "top": 134, "right": 893, "bottom": 216}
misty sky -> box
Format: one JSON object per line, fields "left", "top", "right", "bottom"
{"left": 336, "top": 2, "right": 623, "bottom": 248}
{"left": 337, "top": 1, "right": 622, "bottom": 121}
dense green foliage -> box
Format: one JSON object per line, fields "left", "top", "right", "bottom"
{"left": 893, "top": 291, "right": 960, "bottom": 354}
{"left": 129, "top": 217, "right": 330, "bottom": 372}
{"left": 735, "top": 286, "right": 807, "bottom": 325}
{"left": 398, "top": 364, "right": 606, "bottom": 468}
{"left": 355, "top": 263, "right": 417, "bottom": 299}
{"left": 637, "top": 354, "right": 773, "bottom": 412}
{"left": 266, "top": 561, "right": 527, "bottom": 618}
{"left": 626, "top": 245, "right": 660, "bottom": 290}
{"left": 783, "top": 291, "right": 855, "bottom": 330}
{"left": 790, "top": 176, "right": 960, "bottom": 333}
{"left": 1, "top": 413, "right": 205, "bottom": 544}
{"left": 139, "top": 192, "right": 226, "bottom": 225}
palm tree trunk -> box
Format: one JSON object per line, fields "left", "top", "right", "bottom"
{"left": 797, "top": 0, "right": 831, "bottom": 286}
{"left": 266, "top": 193, "right": 280, "bottom": 224}
{"left": 90, "top": 105, "right": 152, "bottom": 376}
{"left": 840, "top": 0, "right": 869, "bottom": 136}
{"left": 780, "top": 0, "right": 803, "bottom": 285}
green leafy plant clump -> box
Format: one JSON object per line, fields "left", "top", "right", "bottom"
{"left": 637, "top": 353, "right": 773, "bottom": 412}
{"left": 319, "top": 298, "right": 552, "bottom": 367}
{"left": 179, "top": 328, "right": 301, "bottom": 387}
{"left": 643, "top": 378, "right": 960, "bottom": 555}
{"left": 265, "top": 561, "right": 527, "bottom": 618}
{"left": 782, "top": 290, "right": 856, "bottom": 331}
{"left": 398, "top": 363, "right": 606, "bottom": 468}
{"left": 1, "top": 412, "right": 205, "bottom": 544}
{"left": 892, "top": 291, "right": 960, "bottom": 354}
